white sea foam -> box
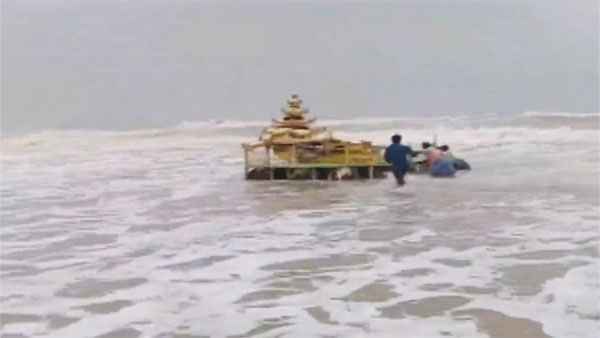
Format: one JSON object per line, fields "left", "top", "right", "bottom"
{"left": 524, "top": 111, "right": 600, "bottom": 118}
{"left": 1, "top": 114, "right": 598, "bottom": 337}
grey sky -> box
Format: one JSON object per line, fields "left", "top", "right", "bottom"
{"left": 2, "top": 1, "right": 598, "bottom": 134}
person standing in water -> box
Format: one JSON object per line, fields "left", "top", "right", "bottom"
{"left": 438, "top": 145, "right": 455, "bottom": 160}
{"left": 421, "top": 142, "right": 442, "bottom": 166}
{"left": 384, "top": 134, "right": 413, "bottom": 186}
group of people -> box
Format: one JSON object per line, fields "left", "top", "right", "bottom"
{"left": 384, "top": 134, "right": 467, "bottom": 186}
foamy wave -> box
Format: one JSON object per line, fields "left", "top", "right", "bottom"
{"left": 176, "top": 119, "right": 268, "bottom": 129}
{"left": 2, "top": 112, "right": 598, "bottom": 338}
{"left": 173, "top": 116, "right": 476, "bottom": 132}
{"left": 335, "top": 126, "right": 597, "bottom": 150}
{"left": 524, "top": 111, "right": 600, "bottom": 118}
{"left": 320, "top": 115, "right": 477, "bottom": 126}
{"left": 2, "top": 116, "right": 598, "bottom": 155}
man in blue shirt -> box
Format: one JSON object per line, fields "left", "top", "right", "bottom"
{"left": 384, "top": 134, "right": 413, "bottom": 186}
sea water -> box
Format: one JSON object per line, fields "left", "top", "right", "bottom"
{"left": 1, "top": 112, "right": 598, "bottom": 337}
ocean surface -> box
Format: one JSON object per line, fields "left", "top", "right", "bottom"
{"left": 1, "top": 112, "right": 599, "bottom": 338}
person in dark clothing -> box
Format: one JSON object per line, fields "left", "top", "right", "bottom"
{"left": 438, "top": 145, "right": 455, "bottom": 160}
{"left": 384, "top": 134, "right": 413, "bottom": 185}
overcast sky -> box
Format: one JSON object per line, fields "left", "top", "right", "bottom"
{"left": 2, "top": 1, "right": 598, "bottom": 134}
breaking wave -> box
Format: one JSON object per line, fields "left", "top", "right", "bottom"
{"left": 524, "top": 111, "right": 600, "bottom": 118}
{"left": 2, "top": 112, "right": 598, "bottom": 155}
{"left": 1, "top": 111, "right": 598, "bottom": 338}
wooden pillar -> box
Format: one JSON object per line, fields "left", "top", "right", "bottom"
{"left": 344, "top": 144, "right": 349, "bottom": 165}
{"left": 243, "top": 146, "right": 249, "bottom": 179}
{"left": 266, "top": 146, "right": 273, "bottom": 180}
{"left": 311, "top": 168, "right": 316, "bottom": 180}
{"left": 290, "top": 144, "right": 297, "bottom": 164}
{"left": 266, "top": 145, "right": 271, "bottom": 167}
{"left": 369, "top": 147, "right": 375, "bottom": 179}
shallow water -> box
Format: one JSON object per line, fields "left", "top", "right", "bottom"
{"left": 1, "top": 113, "right": 599, "bottom": 337}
